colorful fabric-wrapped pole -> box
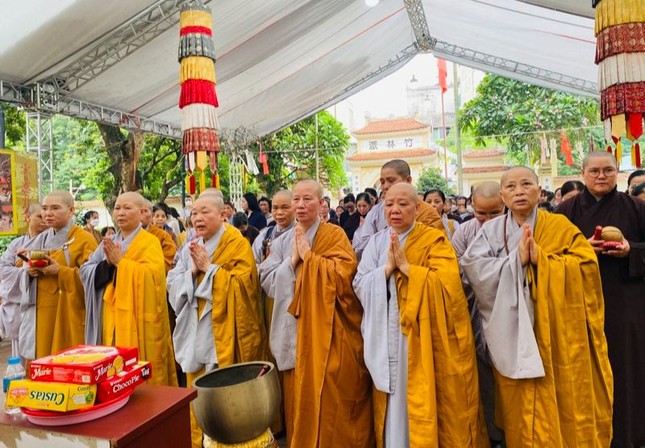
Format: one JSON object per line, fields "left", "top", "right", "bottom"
{"left": 595, "top": 0, "right": 645, "bottom": 168}
{"left": 179, "top": 1, "right": 220, "bottom": 193}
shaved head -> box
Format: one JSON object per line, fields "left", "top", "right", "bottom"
{"left": 273, "top": 190, "right": 292, "bottom": 202}
{"left": 194, "top": 193, "right": 224, "bottom": 211}
{"left": 143, "top": 199, "right": 153, "bottom": 212}
{"left": 386, "top": 182, "right": 418, "bottom": 201}
{"left": 114, "top": 192, "right": 146, "bottom": 233}
{"left": 471, "top": 181, "right": 501, "bottom": 201}
{"left": 384, "top": 182, "right": 419, "bottom": 231}
{"left": 501, "top": 166, "right": 538, "bottom": 186}
{"left": 295, "top": 180, "right": 324, "bottom": 198}
{"left": 272, "top": 190, "right": 294, "bottom": 227}
{"left": 382, "top": 159, "right": 411, "bottom": 178}
{"left": 27, "top": 203, "right": 42, "bottom": 216}
{"left": 293, "top": 180, "right": 324, "bottom": 227}
{"left": 118, "top": 191, "right": 146, "bottom": 208}
{"left": 199, "top": 188, "right": 224, "bottom": 200}
{"left": 471, "top": 182, "right": 504, "bottom": 223}
{"left": 44, "top": 190, "right": 74, "bottom": 207}
{"left": 582, "top": 151, "right": 617, "bottom": 169}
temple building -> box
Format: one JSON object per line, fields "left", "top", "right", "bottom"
{"left": 347, "top": 117, "right": 438, "bottom": 190}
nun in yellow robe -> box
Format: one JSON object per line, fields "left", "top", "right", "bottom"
{"left": 462, "top": 167, "right": 613, "bottom": 447}
{"left": 19, "top": 191, "right": 98, "bottom": 360}
{"left": 353, "top": 183, "right": 487, "bottom": 447}
{"left": 80, "top": 192, "right": 177, "bottom": 387}
{"left": 167, "top": 194, "right": 266, "bottom": 448}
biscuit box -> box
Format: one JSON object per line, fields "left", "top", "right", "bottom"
{"left": 6, "top": 379, "right": 96, "bottom": 412}
{"left": 29, "top": 345, "right": 138, "bottom": 385}
{"left": 96, "top": 361, "right": 152, "bottom": 403}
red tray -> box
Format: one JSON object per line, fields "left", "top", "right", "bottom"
{"left": 21, "top": 388, "right": 134, "bottom": 426}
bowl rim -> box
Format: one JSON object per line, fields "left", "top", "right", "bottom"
{"left": 191, "top": 361, "right": 276, "bottom": 390}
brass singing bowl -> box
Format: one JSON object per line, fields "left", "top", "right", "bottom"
{"left": 191, "top": 361, "right": 281, "bottom": 444}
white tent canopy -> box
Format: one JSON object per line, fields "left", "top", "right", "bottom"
{"left": 0, "top": 0, "right": 597, "bottom": 138}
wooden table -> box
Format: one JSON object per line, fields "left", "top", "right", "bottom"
{"left": 0, "top": 385, "right": 196, "bottom": 447}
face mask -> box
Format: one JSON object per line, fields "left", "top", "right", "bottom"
{"left": 90, "top": 219, "right": 99, "bottom": 227}
{"left": 451, "top": 205, "right": 458, "bottom": 213}
{"left": 467, "top": 205, "right": 474, "bottom": 214}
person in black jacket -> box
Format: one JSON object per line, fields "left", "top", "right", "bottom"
{"left": 242, "top": 192, "right": 267, "bottom": 230}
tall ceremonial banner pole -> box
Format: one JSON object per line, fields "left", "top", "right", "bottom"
{"left": 594, "top": 0, "right": 645, "bottom": 168}
{"left": 441, "top": 89, "right": 448, "bottom": 181}
{"left": 437, "top": 58, "right": 449, "bottom": 181}
{"left": 453, "top": 61, "right": 463, "bottom": 195}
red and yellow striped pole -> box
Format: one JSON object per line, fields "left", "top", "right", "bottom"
{"left": 595, "top": 0, "right": 645, "bottom": 168}
{"left": 178, "top": 1, "right": 221, "bottom": 194}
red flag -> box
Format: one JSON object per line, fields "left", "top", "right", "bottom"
{"left": 437, "top": 58, "right": 448, "bottom": 94}
{"left": 259, "top": 142, "right": 269, "bottom": 175}
{"left": 560, "top": 130, "right": 574, "bottom": 165}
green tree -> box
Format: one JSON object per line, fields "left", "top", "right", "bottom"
{"left": 459, "top": 74, "right": 603, "bottom": 167}
{"left": 416, "top": 167, "right": 455, "bottom": 195}
{"left": 1, "top": 104, "right": 26, "bottom": 149}
{"left": 251, "top": 111, "right": 349, "bottom": 195}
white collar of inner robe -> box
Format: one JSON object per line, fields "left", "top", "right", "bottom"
{"left": 506, "top": 207, "right": 538, "bottom": 234}
{"left": 199, "top": 224, "right": 226, "bottom": 259}
{"left": 113, "top": 225, "right": 142, "bottom": 253}
{"left": 274, "top": 221, "right": 295, "bottom": 236}
{"left": 303, "top": 217, "right": 322, "bottom": 246}
{"left": 394, "top": 223, "right": 414, "bottom": 245}
{"left": 44, "top": 219, "right": 74, "bottom": 249}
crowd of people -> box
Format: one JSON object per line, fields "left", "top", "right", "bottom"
{"left": 0, "top": 153, "right": 643, "bottom": 448}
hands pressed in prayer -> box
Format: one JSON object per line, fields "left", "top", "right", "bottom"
{"left": 103, "top": 238, "right": 123, "bottom": 266}
{"left": 189, "top": 240, "right": 210, "bottom": 276}
{"left": 291, "top": 225, "right": 311, "bottom": 269}
{"left": 519, "top": 224, "right": 538, "bottom": 267}
{"left": 602, "top": 237, "right": 631, "bottom": 258}
{"left": 385, "top": 231, "right": 410, "bottom": 278}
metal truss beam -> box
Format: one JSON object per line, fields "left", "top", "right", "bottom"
{"left": 26, "top": 112, "right": 54, "bottom": 199}
{"left": 403, "top": 0, "right": 436, "bottom": 51}
{"left": 28, "top": 0, "right": 205, "bottom": 93}
{"left": 228, "top": 152, "right": 244, "bottom": 209}
{"left": 1, "top": 79, "right": 181, "bottom": 139}
{"left": 432, "top": 40, "right": 599, "bottom": 97}
{"left": 402, "top": 0, "right": 597, "bottom": 97}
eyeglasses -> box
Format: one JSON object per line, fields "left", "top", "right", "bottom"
{"left": 585, "top": 167, "right": 617, "bottom": 178}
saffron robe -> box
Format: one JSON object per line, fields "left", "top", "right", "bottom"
{"left": 352, "top": 200, "right": 443, "bottom": 257}
{"left": 80, "top": 227, "right": 177, "bottom": 386}
{"left": 556, "top": 187, "right": 645, "bottom": 446}
{"left": 259, "top": 219, "right": 373, "bottom": 448}
{"left": 354, "top": 222, "right": 486, "bottom": 447}
{"left": 168, "top": 223, "right": 265, "bottom": 372}
{"left": 19, "top": 223, "right": 98, "bottom": 359}
{"left": 462, "top": 209, "right": 613, "bottom": 447}
{"left": 0, "top": 233, "right": 37, "bottom": 356}
{"left": 146, "top": 224, "right": 177, "bottom": 273}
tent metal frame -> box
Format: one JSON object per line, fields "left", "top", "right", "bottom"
{"left": 25, "top": 112, "right": 54, "bottom": 199}
{"left": 406, "top": 0, "right": 598, "bottom": 96}
{"left": 26, "top": 0, "right": 197, "bottom": 93}
{"left": 0, "top": 79, "right": 181, "bottom": 138}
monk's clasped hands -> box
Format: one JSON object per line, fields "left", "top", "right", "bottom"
{"left": 290, "top": 224, "right": 311, "bottom": 269}
{"left": 385, "top": 231, "right": 410, "bottom": 278}
{"left": 519, "top": 224, "right": 538, "bottom": 267}
{"left": 103, "top": 238, "right": 123, "bottom": 266}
